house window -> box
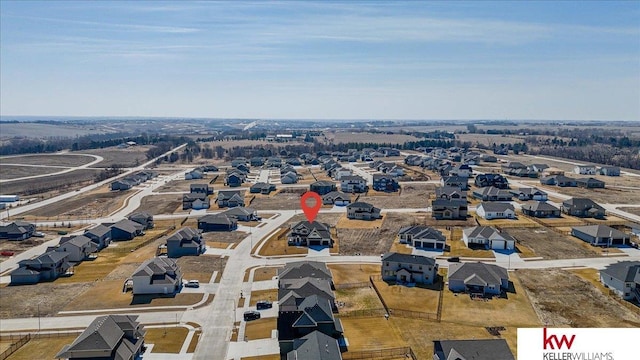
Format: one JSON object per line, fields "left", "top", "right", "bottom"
{"left": 419, "top": 266, "right": 422, "bottom": 270}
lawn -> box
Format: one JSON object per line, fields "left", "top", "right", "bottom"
{"left": 475, "top": 215, "right": 538, "bottom": 228}
{"left": 340, "top": 317, "right": 407, "bottom": 352}
{"left": 440, "top": 273, "right": 541, "bottom": 328}
{"left": 5, "top": 335, "right": 78, "bottom": 360}
{"left": 328, "top": 264, "right": 380, "bottom": 285}
{"left": 146, "top": 327, "right": 189, "bottom": 353}
{"left": 335, "top": 287, "right": 385, "bottom": 313}
{"left": 445, "top": 238, "right": 495, "bottom": 259}
{"left": 244, "top": 318, "right": 277, "bottom": 340}
{"left": 256, "top": 227, "right": 307, "bottom": 256}
{"left": 186, "top": 330, "right": 201, "bottom": 353}
{"left": 531, "top": 215, "right": 586, "bottom": 227}
{"left": 371, "top": 278, "right": 440, "bottom": 313}
{"left": 249, "top": 289, "right": 278, "bottom": 306}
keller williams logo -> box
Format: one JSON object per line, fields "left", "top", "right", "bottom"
{"left": 543, "top": 328, "right": 576, "bottom": 350}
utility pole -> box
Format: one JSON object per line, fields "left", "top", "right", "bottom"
{"left": 37, "top": 303, "right": 41, "bottom": 335}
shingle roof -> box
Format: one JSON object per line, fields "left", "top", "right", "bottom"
{"left": 448, "top": 262, "right": 508, "bottom": 286}
{"left": 382, "top": 252, "right": 437, "bottom": 266}
{"left": 521, "top": 201, "right": 559, "bottom": 212}
{"left": 434, "top": 339, "right": 514, "bottom": 360}
{"left": 600, "top": 261, "right": 640, "bottom": 282}
{"left": 198, "top": 213, "right": 236, "bottom": 225}
{"left": 463, "top": 226, "right": 516, "bottom": 242}
{"left": 85, "top": 224, "right": 111, "bottom": 237}
{"left": 278, "top": 261, "right": 332, "bottom": 281}
{"left": 571, "top": 225, "right": 629, "bottom": 239}
{"left": 286, "top": 331, "right": 342, "bottom": 360}
{"left": 398, "top": 226, "right": 446, "bottom": 241}
{"left": 477, "top": 202, "right": 514, "bottom": 213}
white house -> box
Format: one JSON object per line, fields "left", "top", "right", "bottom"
{"left": 333, "top": 168, "right": 353, "bottom": 180}
{"left": 462, "top": 226, "right": 516, "bottom": 250}
{"left": 574, "top": 165, "right": 596, "bottom": 175}
{"left": 132, "top": 257, "right": 182, "bottom": 295}
{"left": 475, "top": 202, "right": 516, "bottom": 220}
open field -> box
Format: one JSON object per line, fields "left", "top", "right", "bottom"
{"left": 0, "top": 169, "right": 102, "bottom": 196}
{"left": 325, "top": 131, "right": 420, "bottom": 144}
{"left": 335, "top": 287, "right": 384, "bottom": 313}
{"left": 570, "top": 268, "right": 640, "bottom": 313}
{"left": 335, "top": 214, "right": 385, "bottom": 229}
{"left": 0, "top": 282, "right": 92, "bottom": 318}
{"left": 508, "top": 227, "right": 603, "bottom": 259}
{"left": 475, "top": 215, "right": 538, "bottom": 228}
{"left": 82, "top": 146, "right": 152, "bottom": 167}
{"left": 518, "top": 269, "right": 640, "bottom": 327}
{"left": 20, "top": 186, "right": 132, "bottom": 219}
{"left": 146, "top": 327, "right": 189, "bottom": 353}
{"left": 329, "top": 264, "right": 380, "bottom": 285}
{"left": 357, "top": 183, "right": 435, "bottom": 209}
{"left": 457, "top": 133, "right": 528, "bottom": 146}
{"left": 0, "top": 154, "right": 94, "bottom": 167}
{"left": 441, "top": 273, "right": 540, "bottom": 327}
{"left": 4, "top": 334, "right": 79, "bottom": 360}
{"left": 134, "top": 194, "right": 183, "bottom": 215}
{"left": 542, "top": 184, "right": 640, "bottom": 205}
{"left": 372, "top": 278, "right": 440, "bottom": 313}
{"left": 244, "top": 318, "right": 276, "bottom": 341}
{"left": 0, "top": 165, "right": 61, "bottom": 180}
{"left": 619, "top": 207, "right": 640, "bottom": 216}
{"left": 177, "top": 255, "right": 227, "bottom": 283}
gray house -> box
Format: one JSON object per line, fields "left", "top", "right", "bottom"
{"left": 472, "top": 187, "right": 513, "bottom": 201}
{"left": 128, "top": 212, "right": 154, "bottom": 230}
{"left": 435, "top": 186, "right": 467, "bottom": 200}
{"left": 223, "top": 207, "right": 259, "bottom": 221}
{"left": 398, "top": 226, "right": 446, "bottom": 250}
{"left": 448, "top": 262, "right": 509, "bottom": 295}
{"left": 463, "top": 226, "right": 516, "bottom": 250}
{"left": 310, "top": 180, "right": 338, "bottom": 195}
{"left": 217, "top": 190, "right": 245, "bottom": 208}
{"left": 166, "top": 227, "right": 205, "bottom": 258}
{"left": 286, "top": 331, "right": 342, "bottom": 360}
{"left": 288, "top": 221, "right": 333, "bottom": 247}
{"left": 561, "top": 198, "right": 605, "bottom": 218}
{"left": 84, "top": 224, "right": 111, "bottom": 250}
{"left": 132, "top": 257, "right": 182, "bottom": 295}
{"left": 11, "top": 251, "right": 71, "bottom": 285}
{"left": 346, "top": 202, "right": 381, "bottom": 220}
{"left": 0, "top": 221, "right": 36, "bottom": 240}
{"left": 432, "top": 199, "right": 468, "bottom": 220}
{"left": 57, "top": 235, "right": 95, "bottom": 262}
{"left": 600, "top": 261, "right": 640, "bottom": 301}
{"left": 599, "top": 166, "right": 621, "bottom": 176}
{"left": 510, "top": 187, "right": 547, "bottom": 201}
{"left": 198, "top": 213, "right": 238, "bottom": 232}
{"left": 571, "top": 225, "right": 630, "bottom": 246}
{"left": 381, "top": 252, "right": 438, "bottom": 284}
{"left": 322, "top": 191, "right": 351, "bottom": 206}
{"left": 433, "top": 339, "right": 514, "bottom": 360}
{"left": 277, "top": 261, "right": 333, "bottom": 283}
{"left": 521, "top": 201, "right": 560, "bottom": 218}
{"left": 56, "top": 315, "right": 145, "bottom": 360}
{"left": 110, "top": 219, "right": 144, "bottom": 240}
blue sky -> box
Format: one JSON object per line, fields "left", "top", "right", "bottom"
{"left": 1, "top": 1, "right": 638, "bottom": 120}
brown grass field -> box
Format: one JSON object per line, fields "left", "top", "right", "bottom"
{"left": 249, "top": 289, "right": 278, "bottom": 306}
{"left": 244, "top": 318, "right": 276, "bottom": 341}
{"left": 357, "top": 183, "right": 435, "bottom": 209}
{"left": 529, "top": 215, "right": 586, "bottom": 227}
{"left": 247, "top": 190, "right": 305, "bottom": 210}
{"left": 340, "top": 317, "right": 407, "bottom": 352}
{"left": 82, "top": 146, "right": 152, "bottom": 167}
{"left": 4, "top": 335, "right": 79, "bottom": 360}
{"left": 619, "top": 207, "right": 640, "bottom": 216}
{"left": 202, "top": 230, "right": 248, "bottom": 245}
{"left": 335, "top": 214, "right": 385, "bottom": 229}
{"left": 507, "top": 227, "right": 604, "bottom": 259}
{"left": 186, "top": 330, "right": 201, "bottom": 353}
{"left": 0, "top": 154, "right": 94, "bottom": 167}
{"left": 538, "top": 182, "right": 640, "bottom": 205}
{"left": 475, "top": 214, "right": 538, "bottom": 228}
{"left": 335, "top": 287, "right": 385, "bottom": 313}
{"left": 251, "top": 267, "right": 281, "bottom": 282}
{"left": 0, "top": 165, "right": 61, "bottom": 180}
{"left": 156, "top": 178, "right": 215, "bottom": 193}
{"left": 134, "top": 194, "right": 183, "bottom": 215}
{"left": 0, "top": 169, "right": 102, "bottom": 196}
{"left": 146, "top": 327, "right": 189, "bottom": 353}
{"left": 372, "top": 278, "right": 440, "bottom": 313}
{"left": 257, "top": 227, "right": 307, "bottom": 256}
{"left": 178, "top": 255, "right": 227, "bottom": 283}
{"left": 328, "top": 264, "right": 380, "bottom": 285}
{"left": 517, "top": 269, "right": 640, "bottom": 327}
{"left": 324, "top": 131, "right": 420, "bottom": 144}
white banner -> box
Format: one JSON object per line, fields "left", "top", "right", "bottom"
{"left": 518, "top": 328, "right": 640, "bottom": 360}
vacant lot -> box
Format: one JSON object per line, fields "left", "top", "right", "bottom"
{"left": 4, "top": 335, "right": 79, "bottom": 360}
{"left": 21, "top": 186, "right": 132, "bottom": 219}
{"left": 250, "top": 190, "right": 304, "bottom": 210}
{"left": 249, "top": 289, "right": 278, "bottom": 306}
{"left": 340, "top": 317, "right": 407, "bottom": 352}
{"left": 83, "top": 146, "right": 152, "bottom": 167}
{"left": 549, "top": 185, "right": 640, "bottom": 205}
{"left": 146, "top": 327, "right": 189, "bottom": 353}
{"left": 619, "top": 207, "right": 640, "bottom": 216}
{"left": 518, "top": 269, "right": 640, "bottom": 327}
{"left": 530, "top": 215, "right": 586, "bottom": 227}
{"left": 0, "top": 154, "right": 94, "bottom": 167}
{"left": 156, "top": 179, "right": 214, "bottom": 193}
{"left": 336, "top": 215, "right": 385, "bottom": 229}
{"left": 357, "top": 183, "right": 435, "bottom": 209}
{"left": 244, "top": 318, "right": 276, "bottom": 341}
{"left": 329, "top": 264, "right": 380, "bottom": 285}
{"left": 0, "top": 165, "right": 61, "bottom": 180}
{"left": 508, "top": 227, "right": 601, "bottom": 259}
{"left": 202, "top": 230, "right": 248, "bottom": 245}
{"left": 256, "top": 227, "right": 307, "bottom": 256}
{"left": 134, "top": 194, "right": 182, "bottom": 215}
{"left": 335, "top": 287, "right": 384, "bottom": 313}
{"left": 247, "top": 266, "right": 281, "bottom": 282}
{"left": 178, "top": 255, "right": 227, "bottom": 283}
{"left": 337, "top": 213, "right": 425, "bottom": 255}
{"left": 0, "top": 169, "right": 101, "bottom": 196}
{"left": 0, "top": 282, "right": 92, "bottom": 318}
{"left": 372, "top": 278, "right": 440, "bottom": 313}
{"left": 475, "top": 215, "right": 538, "bottom": 228}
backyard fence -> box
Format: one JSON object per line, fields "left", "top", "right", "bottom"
{"left": 335, "top": 308, "right": 387, "bottom": 318}
{"left": 342, "top": 346, "right": 418, "bottom": 360}
{"left": 0, "top": 334, "right": 29, "bottom": 360}
{"left": 369, "top": 275, "right": 441, "bottom": 322}
{"left": 109, "top": 226, "right": 175, "bottom": 253}
{"left": 334, "top": 281, "right": 370, "bottom": 290}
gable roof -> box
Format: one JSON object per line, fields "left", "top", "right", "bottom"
{"left": 322, "top": 191, "right": 350, "bottom": 201}
{"left": 278, "top": 261, "right": 332, "bottom": 280}
{"left": 562, "top": 198, "right": 604, "bottom": 211}
{"left": 477, "top": 202, "right": 515, "bottom": 213}
{"left": 287, "top": 331, "right": 342, "bottom": 360}
{"left": 347, "top": 202, "right": 375, "bottom": 210}
{"left": 448, "top": 262, "right": 508, "bottom": 285}
{"left": 600, "top": 261, "right": 640, "bottom": 282}
{"left": 223, "top": 207, "right": 256, "bottom": 218}
{"left": 132, "top": 257, "right": 180, "bottom": 279}
{"left": 398, "top": 226, "right": 446, "bottom": 241}
{"left": 218, "top": 190, "right": 245, "bottom": 200}
{"left": 463, "top": 226, "right": 516, "bottom": 242}
{"left": 435, "top": 339, "right": 514, "bottom": 360}
{"left": 85, "top": 224, "right": 111, "bottom": 238}
{"left": 572, "top": 225, "right": 629, "bottom": 239}
{"left": 111, "top": 219, "right": 142, "bottom": 234}
{"left": 198, "top": 213, "right": 236, "bottom": 226}
{"left": 381, "top": 252, "right": 437, "bottom": 266}
{"left": 521, "top": 201, "right": 559, "bottom": 212}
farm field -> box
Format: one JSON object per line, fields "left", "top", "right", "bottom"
{"left": 20, "top": 186, "right": 133, "bottom": 219}
{"left": 507, "top": 227, "right": 605, "bottom": 259}
{"left": 325, "top": 131, "right": 420, "bottom": 144}
{"left": 0, "top": 169, "right": 102, "bottom": 196}
{"left": 517, "top": 269, "right": 640, "bottom": 327}
{"left": 82, "top": 146, "right": 152, "bottom": 167}
{"left": 0, "top": 165, "right": 61, "bottom": 180}
{"left": 0, "top": 154, "right": 94, "bottom": 167}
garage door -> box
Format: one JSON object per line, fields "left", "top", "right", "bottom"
{"left": 611, "top": 238, "right": 625, "bottom": 245}
{"left": 423, "top": 242, "right": 435, "bottom": 249}
{"left": 414, "top": 241, "right": 421, "bottom": 248}
{"left": 436, "top": 243, "right": 444, "bottom": 249}
{"left": 309, "top": 240, "right": 321, "bottom": 246}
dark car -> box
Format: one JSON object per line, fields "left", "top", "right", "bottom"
{"left": 243, "top": 310, "right": 261, "bottom": 321}
{"left": 447, "top": 256, "right": 460, "bottom": 263}
{"left": 256, "top": 300, "right": 272, "bottom": 310}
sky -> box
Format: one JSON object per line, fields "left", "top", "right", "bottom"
{"left": 1, "top": 1, "right": 639, "bottom": 121}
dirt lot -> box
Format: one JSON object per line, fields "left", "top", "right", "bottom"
{"left": 0, "top": 154, "right": 94, "bottom": 167}
{"left": 518, "top": 268, "right": 640, "bottom": 327}
{"left": 507, "top": 227, "right": 602, "bottom": 259}
{"left": 0, "top": 165, "right": 61, "bottom": 180}
{"left": 20, "top": 186, "right": 132, "bottom": 219}
{"left": 134, "top": 194, "right": 183, "bottom": 215}
{"left": 202, "top": 230, "right": 248, "bottom": 245}
{"left": 357, "top": 183, "right": 435, "bottom": 209}
{"left": 249, "top": 189, "right": 305, "bottom": 210}
{"left": 177, "top": 255, "right": 227, "bottom": 283}
{"left": 0, "top": 282, "right": 93, "bottom": 318}
{"left": 544, "top": 184, "right": 640, "bottom": 205}
{"left": 82, "top": 146, "right": 152, "bottom": 167}
{"left": 475, "top": 215, "right": 538, "bottom": 228}
{"left": 0, "top": 169, "right": 102, "bottom": 196}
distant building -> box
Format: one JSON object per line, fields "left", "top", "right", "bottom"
{"left": 0, "top": 221, "right": 35, "bottom": 240}
{"left": 599, "top": 166, "right": 620, "bottom": 176}
{"left": 574, "top": 165, "right": 597, "bottom": 175}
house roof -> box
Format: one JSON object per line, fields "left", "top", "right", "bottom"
{"left": 576, "top": 177, "right": 605, "bottom": 185}
{"left": 280, "top": 277, "right": 334, "bottom": 302}
{"left": 322, "top": 191, "right": 350, "bottom": 201}
{"left": 477, "top": 202, "right": 514, "bottom": 213}
{"left": 572, "top": 225, "right": 629, "bottom": 239}
{"left": 521, "top": 201, "right": 559, "bottom": 212}
{"left": 311, "top": 180, "right": 336, "bottom": 187}
{"left": 432, "top": 198, "right": 468, "bottom": 207}
{"left": 133, "top": 257, "right": 180, "bottom": 280}
{"left": 55, "top": 315, "right": 142, "bottom": 358}
{"left": 463, "top": 227, "right": 516, "bottom": 242}
{"left": 223, "top": 207, "right": 256, "bottom": 218}
{"left": 600, "top": 261, "right": 640, "bottom": 282}
{"left": 278, "top": 261, "right": 332, "bottom": 281}
{"left": 448, "top": 262, "right": 508, "bottom": 286}
{"left": 166, "top": 227, "right": 201, "bottom": 247}
{"left": 514, "top": 187, "right": 546, "bottom": 196}
{"left": 85, "top": 224, "right": 111, "bottom": 238}
{"left": 347, "top": 202, "right": 375, "bottom": 210}
{"left": 398, "top": 226, "right": 445, "bottom": 241}
{"left": 63, "top": 235, "right": 93, "bottom": 248}
{"left": 562, "top": 198, "right": 604, "bottom": 211}
{"left": 435, "top": 186, "right": 466, "bottom": 197}
{"left": 475, "top": 186, "right": 512, "bottom": 197}
{"left": 198, "top": 213, "right": 237, "bottom": 226}
{"left": 218, "top": 190, "right": 245, "bottom": 200}
{"left": 128, "top": 212, "right": 152, "bottom": 221}
{"left": 340, "top": 175, "right": 365, "bottom": 182}
{"left": 435, "top": 339, "right": 514, "bottom": 360}
{"left": 381, "top": 252, "right": 437, "bottom": 266}
{"left": 290, "top": 221, "right": 332, "bottom": 238}
{"left": 21, "top": 251, "right": 69, "bottom": 267}
{"left": 111, "top": 219, "right": 142, "bottom": 234}
{"left": 287, "top": 331, "right": 342, "bottom": 360}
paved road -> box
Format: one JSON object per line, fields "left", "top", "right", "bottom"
{"left": 343, "top": 162, "right": 373, "bottom": 185}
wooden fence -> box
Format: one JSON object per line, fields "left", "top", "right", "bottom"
{"left": 0, "top": 334, "right": 29, "bottom": 360}
{"left": 342, "top": 346, "right": 418, "bottom": 360}
{"left": 368, "top": 275, "right": 440, "bottom": 321}
{"left": 334, "top": 281, "right": 370, "bottom": 290}
{"left": 335, "top": 308, "right": 387, "bottom": 318}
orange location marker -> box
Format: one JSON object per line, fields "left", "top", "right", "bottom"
{"left": 300, "top": 191, "right": 322, "bottom": 223}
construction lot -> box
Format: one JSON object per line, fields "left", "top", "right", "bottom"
{"left": 357, "top": 183, "right": 435, "bottom": 209}
{"left": 249, "top": 189, "right": 306, "bottom": 210}
{"left": 508, "top": 227, "right": 605, "bottom": 259}
{"left": 538, "top": 183, "right": 640, "bottom": 205}
{"left": 134, "top": 194, "right": 183, "bottom": 215}
{"left": 517, "top": 268, "right": 640, "bottom": 327}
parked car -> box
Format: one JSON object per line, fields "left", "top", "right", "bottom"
{"left": 243, "top": 310, "right": 261, "bottom": 321}
{"left": 32, "top": 232, "right": 45, "bottom": 238}
{"left": 256, "top": 300, "right": 272, "bottom": 310}
{"left": 185, "top": 280, "right": 200, "bottom": 288}
{"left": 447, "top": 256, "right": 460, "bottom": 263}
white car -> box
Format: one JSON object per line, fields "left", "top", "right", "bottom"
{"left": 185, "top": 280, "right": 200, "bottom": 288}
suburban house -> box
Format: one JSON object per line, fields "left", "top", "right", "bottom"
{"left": 184, "top": 170, "right": 203, "bottom": 180}
{"left": 576, "top": 177, "right": 605, "bottom": 189}
{"left": 561, "top": 198, "right": 606, "bottom": 218}
{"left": 435, "top": 186, "right": 467, "bottom": 200}
{"left": 280, "top": 172, "right": 298, "bottom": 184}
{"left": 381, "top": 252, "right": 438, "bottom": 284}
{"left": 56, "top": 235, "right": 95, "bottom": 262}
{"left": 571, "top": 225, "right": 630, "bottom": 246}
{"left": 529, "top": 164, "right": 550, "bottom": 173}
{"left": 128, "top": 212, "right": 154, "bottom": 230}
{"left": 279, "top": 277, "right": 335, "bottom": 307}
{"left": 574, "top": 165, "right": 597, "bottom": 175}
{"left": 11, "top": 251, "right": 71, "bottom": 285}
{"left": 346, "top": 202, "right": 381, "bottom": 220}
{"left": 110, "top": 179, "right": 134, "bottom": 191}
{"left": 501, "top": 161, "right": 527, "bottom": 174}
{"left": 474, "top": 173, "right": 508, "bottom": 189}
{"left": 288, "top": 221, "right": 333, "bottom": 247}
{"left": 322, "top": 191, "right": 351, "bottom": 206}
{"left": 372, "top": 174, "right": 400, "bottom": 192}
{"left": 84, "top": 224, "right": 112, "bottom": 250}
{"left": 450, "top": 164, "right": 473, "bottom": 178}
{"left": 542, "top": 167, "right": 565, "bottom": 177}
{"left": 109, "top": 219, "right": 144, "bottom": 241}
{"left": 599, "top": 166, "right": 621, "bottom": 176}
{"left": 431, "top": 199, "right": 468, "bottom": 220}
{"left": 475, "top": 202, "right": 516, "bottom": 220}
{"left": 250, "top": 182, "right": 276, "bottom": 194}
{"left": 333, "top": 168, "right": 353, "bottom": 180}
{"left": 217, "top": 190, "right": 245, "bottom": 208}
{"left": 223, "top": 207, "right": 259, "bottom": 221}
{"left": 183, "top": 193, "right": 210, "bottom": 210}
{"left": 250, "top": 157, "right": 265, "bottom": 167}
{"left": 441, "top": 176, "right": 468, "bottom": 190}
{"left": 0, "top": 221, "right": 35, "bottom": 240}
{"left": 278, "top": 261, "right": 333, "bottom": 283}
{"left": 340, "top": 175, "right": 367, "bottom": 193}
{"left": 463, "top": 226, "right": 516, "bottom": 250}
{"left": 539, "top": 175, "right": 576, "bottom": 187}
{"left": 55, "top": 315, "right": 146, "bottom": 360}
{"left": 225, "top": 172, "right": 244, "bottom": 187}
{"left": 448, "top": 262, "right": 509, "bottom": 295}
{"left": 433, "top": 339, "right": 514, "bottom": 360}
{"left": 197, "top": 213, "right": 238, "bottom": 232}
{"left": 132, "top": 257, "right": 182, "bottom": 295}
{"left": 190, "top": 183, "right": 213, "bottom": 195}
{"left": 286, "top": 331, "right": 342, "bottom": 360}
{"left": 398, "top": 226, "right": 446, "bottom": 250}
{"left": 510, "top": 187, "right": 548, "bottom": 201}
{"left": 310, "top": 180, "right": 338, "bottom": 195}
{"left": 599, "top": 261, "right": 640, "bottom": 302}
{"left": 472, "top": 187, "right": 513, "bottom": 201}
{"left": 166, "top": 227, "right": 205, "bottom": 258}
{"left": 521, "top": 201, "right": 561, "bottom": 218}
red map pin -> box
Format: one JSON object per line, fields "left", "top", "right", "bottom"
{"left": 300, "top": 191, "right": 322, "bottom": 223}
